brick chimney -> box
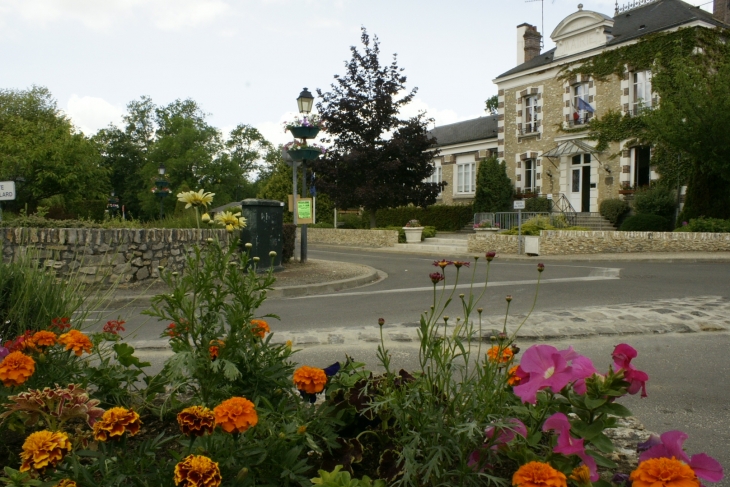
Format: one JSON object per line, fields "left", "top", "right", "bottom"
{"left": 714, "top": 0, "right": 730, "bottom": 24}
{"left": 523, "top": 25, "right": 542, "bottom": 63}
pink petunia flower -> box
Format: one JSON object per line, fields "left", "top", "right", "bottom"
{"left": 612, "top": 343, "right": 649, "bottom": 397}
{"left": 543, "top": 413, "right": 599, "bottom": 481}
{"left": 639, "top": 430, "right": 724, "bottom": 483}
{"left": 512, "top": 345, "right": 596, "bottom": 404}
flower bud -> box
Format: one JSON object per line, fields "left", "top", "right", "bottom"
{"left": 245, "top": 243, "right": 253, "bottom": 249}
{"left": 477, "top": 308, "right": 483, "bottom": 313}
{"left": 253, "top": 256, "right": 260, "bottom": 263}
{"left": 158, "top": 266, "right": 164, "bottom": 271}
{"left": 172, "top": 271, "right": 179, "bottom": 277}
{"left": 278, "top": 432, "right": 286, "bottom": 439}
{"left": 511, "top": 344, "right": 521, "bottom": 355}
{"left": 286, "top": 340, "right": 292, "bottom": 349}
{"left": 297, "top": 425, "right": 307, "bottom": 434}
{"left": 378, "top": 318, "right": 385, "bottom": 327}
{"left": 459, "top": 293, "right": 465, "bottom": 299}
{"left": 486, "top": 251, "right": 496, "bottom": 262}
{"left": 269, "top": 251, "right": 277, "bottom": 257}
{"left": 537, "top": 263, "right": 545, "bottom": 273}
{"left": 201, "top": 213, "right": 211, "bottom": 223}
{"left": 226, "top": 224, "right": 234, "bottom": 233}
{"left": 498, "top": 332, "right": 507, "bottom": 341}
{"left": 506, "top": 295, "right": 512, "bottom": 302}
{"left": 207, "top": 238, "right": 214, "bottom": 243}
{"left": 490, "top": 335, "right": 497, "bottom": 342}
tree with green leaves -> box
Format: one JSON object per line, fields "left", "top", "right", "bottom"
{"left": 0, "top": 86, "right": 108, "bottom": 212}
{"left": 485, "top": 95, "right": 498, "bottom": 115}
{"left": 312, "top": 28, "right": 442, "bottom": 228}
{"left": 473, "top": 156, "right": 513, "bottom": 213}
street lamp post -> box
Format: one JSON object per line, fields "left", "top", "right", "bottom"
{"left": 155, "top": 163, "right": 170, "bottom": 219}
{"left": 107, "top": 191, "right": 120, "bottom": 219}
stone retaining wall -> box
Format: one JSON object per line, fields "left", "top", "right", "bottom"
{"left": 467, "top": 230, "right": 730, "bottom": 254}
{"left": 305, "top": 228, "right": 398, "bottom": 248}
{"left": 0, "top": 228, "right": 231, "bottom": 284}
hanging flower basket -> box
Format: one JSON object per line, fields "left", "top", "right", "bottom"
{"left": 287, "top": 148, "right": 323, "bottom": 161}
{"left": 289, "top": 126, "right": 321, "bottom": 139}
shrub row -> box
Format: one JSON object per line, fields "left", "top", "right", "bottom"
{"left": 678, "top": 217, "right": 730, "bottom": 233}
{"left": 374, "top": 205, "right": 473, "bottom": 231}
{"left": 599, "top": 199, "right": 630, "bottom": 225}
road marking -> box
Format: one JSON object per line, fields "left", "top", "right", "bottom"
{"left": 290, "top": 269, "right": 621, "bottom": 299}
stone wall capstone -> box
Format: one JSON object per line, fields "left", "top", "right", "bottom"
{"left": 0, "top": 228, "right": 232, "bottom": 284}
{"left": 305, "top": 228, "right": 398, "bottom": 248}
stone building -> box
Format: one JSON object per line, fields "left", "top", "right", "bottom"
{"left": 426, "top": 116, "right": 498, "bottom": 205}
{"left": 493, "top": 0, "right": 727, "bottom": 212}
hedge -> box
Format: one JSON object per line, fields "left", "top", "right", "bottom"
{"left": 375, "top": 205, "right": 473, "bottom": 231}
{"left": 619, "top": 214, "right": 671, "bottom": 232}
{"left": 599, "top": 199, "right": 630, "bottom": 226}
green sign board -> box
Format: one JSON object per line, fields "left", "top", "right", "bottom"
{"left": 297, "top": 200, "right": 312, "bottom": 219}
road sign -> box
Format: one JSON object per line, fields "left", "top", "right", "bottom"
{"left": 0, "top": 181, "right": 16, "bottom": 201}
{"left": 513, "top": 200, "right": 526, "bottom": 210}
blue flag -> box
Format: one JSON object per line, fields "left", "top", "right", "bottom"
{"left": 576, "top": 97, "right": 595, "bottom": 113}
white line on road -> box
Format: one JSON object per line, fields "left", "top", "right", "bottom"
{"left": 290, "top": 269, "right": 621, "bottom": 299}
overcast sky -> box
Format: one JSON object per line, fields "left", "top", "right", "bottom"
{"left": 0, "top": 0, "right": 711, "bottom": 147}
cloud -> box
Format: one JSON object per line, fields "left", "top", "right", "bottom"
{"left": 255, "top": 111, "right": 300, "bottom": 148}
{"left": 0, "top": 0, "right": 229, "bottom": 31}
{"left": 64, "top": 95, "right": 125, "bottom": 135}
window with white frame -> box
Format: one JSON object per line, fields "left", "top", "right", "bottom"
{"left": 524, "top": 159, "right": 536, "bottom": 193}
{"left": 426, "top": 162, "right": 442, "bottom": 193}
{"left": 632, "top": 70, "right": 653, "bottom": 115}
{"left": 456, "top": 157, "right": 476, "bottom": 194}
{"left": 572, "top": 83, "right": 593, "bottom": 125}
{"left": 523, "top": 95, "right": 538, "bottom": 134}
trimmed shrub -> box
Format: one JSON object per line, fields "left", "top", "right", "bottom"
{"left": 619, "top": 214, "right": 670, "bottom": 231}
{"left": 524, "top": 197, "right": 551, "bottom": 213}
{"left": 282, "top": 223, "right": 296, "bottom": 263}
{"left": 633, "top": 186, "right": 676, "bottom": 220}
{"left": 599, "top": 198, "right": 630, "bottom": 225}
{"left": 473, "top": 156, "right": 513, "bottom": 213}
{"left": 683, "top": 217, "right": 730, "bottom": 233}
{"left": 375, "top": 205, "right": 472, "bottom": 231}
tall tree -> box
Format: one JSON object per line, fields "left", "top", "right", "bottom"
{"left": 0, "top": 86, "right": 108, "bottom": 212}
{"left": 473, "top": 156, "right": 513, "bottom": 213}
{"left": 312, "top": 28, "right": 442, "bottom": 228}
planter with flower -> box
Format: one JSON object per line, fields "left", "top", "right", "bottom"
{"left": 473, "top": 221, "right": 500, "bottom": 234}
{"left": 285, "top": 140, "right": 327, "bottom": 161}
{"left": 402, "top": 219, "right": 424, "bottom": 243}
{"left": 284, "top": 114, "right": 325, "bottom": 139}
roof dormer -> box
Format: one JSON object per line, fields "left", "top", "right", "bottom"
{"left": 551, "top": 4, "right": 614, "bottom": 59}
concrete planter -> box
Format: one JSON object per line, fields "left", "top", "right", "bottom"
{"left": 475, "top": 228, "right": 499, "bottom": 234}
{"left": 403, "top": 227, "right": 424, "bottom": 243}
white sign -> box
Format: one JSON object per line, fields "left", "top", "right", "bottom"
{"left": 0, "top": 181, "right": 16, "bottom": 201}
{"left": 513, "top": 200, "right": 526, "bottom": 210}
{"left": 546, "top": 194, "right": 553, "bottom": 200}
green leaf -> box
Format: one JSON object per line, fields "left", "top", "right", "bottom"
{"left": 588, "top": 433, "right": 615, "bottom": 454}
{"left": 584, "top": 396, "right": 607, "bottom": 410}
{"left": 527, "top": 430, "right": 542, "bottom": 447}
{"left": 587, "top": 450, "right": 618, "bottom": 468}
{"left": 600, "top": 402, "right": 632, "bottom": 417}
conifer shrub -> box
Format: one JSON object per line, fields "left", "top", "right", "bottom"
{"left": 473, "top": 156, "right": 513, "bottom": 213}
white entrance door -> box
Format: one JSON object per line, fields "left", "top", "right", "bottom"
{"left": 569, "top": 154, "right": 592, "bottom": 212}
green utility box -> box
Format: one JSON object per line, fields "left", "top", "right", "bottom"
{"left": 239, "top": 199, "right": 285, "bottom": 268}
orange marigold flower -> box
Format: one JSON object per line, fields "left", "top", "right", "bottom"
{"left": 250, "top": 319, "right": 270, "bottom": 338}
{"left": 19, "top": 430, "right": 72, "bottom": 472}
{"left": 508, "top": 365, "right": 522, "bottom": 386}
{"left": 569, "top": 465, "right": 592, "bottom": 486}
{"left": 174, "top": 454, "right": 222, "bottom": 487}
{"left": 487, "top": 345, "right": 514, "bottom": 364}
{"left": 92, "top": 407, "right": 141, "bottom": 442}
{"left": 209, "top": 346, "right": 219, "bottom": 360}
{"left": 0, "top": 351, "right": 36, "bottom": 387}
{"left": 58, "top": 330, "right": 92, "bottom": 356}
{"left": 213, "top": 397, "right": 258, "bottom": 433}
{"left": 630, "top": 457, "right": 700, "bottom": 487}
{"left": 32, "top": 331, "right": 57, "bottom": 348}
{"left": 178, "top": 406, "right": 215, "bottom": 437}
{"left": 293, "top": 366, "right": 327, "bottom": 394}
{"left": 55, "top": 480, "right": 77, "bottom": 487}
{"left": 513, "top": 461, "right": 567, "bottom": 487}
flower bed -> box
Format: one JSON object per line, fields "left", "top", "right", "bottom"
{"left": 0, "top": 243, "right": 724, "bottom": 486}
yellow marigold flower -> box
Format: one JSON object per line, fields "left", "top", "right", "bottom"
{"left": 250, "top": 319, "right": 270, "bottom": 338}
{"left": 487, "top": 345, "right": 514, "bottom": 364}
{"left": 58, "top": 330, "right": 92, "bottom": 356}
{"left": 19, "top": 430, "right": 72, "bottom": 472}
{"left": 214, "top": 210, "right": 246, "bottom": 232}
{"left": 174, "top": 454, "right": 222, "bottom": 487}
{"left": 293, "top": 366, "right": 327, "bottom": 394}
{"left": 513, "top": 461, "right": 567, "bottom": 487}
{"left": 285, "top": 340, "right": 293, "bottom": 349}
{"left": 32, "top": 331, "right": 57, "bottom": 348}
{"left": 93, "top": 407, "right": 141, "bottom": 442}
{"left": 55, "top": 480, "right": 77, "bottom": 487}
{"left": 0, "top": 351, "right": 36, "bottom": 387}
{"left": 507, "top": 365, "right": 522, "bottom": 386}
{"left": 177, "top": 406, "right": 215, "bottom": 437}
{"left": 630, "top": 457, "right": 700, "bottom": 487}
{"left": 177, "top": 189, "right": 215, "bottom": 209}
{"left": 569, "top": 465, "right": 592, "bottom": 486}
{"left": 297, "top": 425, "right": 307, "bottom": 435}
{"left": 213, "top": 397, "right": 258, "bottom": 433}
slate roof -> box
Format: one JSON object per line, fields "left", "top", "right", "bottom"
{"left": 496, "top": 0, "right": 726, "bottom": 79}
{"left": 428, "top": 116, "right": 499, "bottom": 147}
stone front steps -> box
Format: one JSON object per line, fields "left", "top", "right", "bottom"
{"left": 573, "top": 212, "right": 616, "bottom": 230}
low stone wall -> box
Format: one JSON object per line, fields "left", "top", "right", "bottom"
{"left": 0, "top": 228, "right": 231, "bottom": 284}
{"left": 468, "top": 230, "right": 730, "bottom": 255}
{"left": 467, "top": 234, "right": 520, "bottom": 254}
{"left": 539, "top": 230, "right": 730, "bottom": 254}
{"left": 305, "top": 228, "right": 398, "bottom": 248}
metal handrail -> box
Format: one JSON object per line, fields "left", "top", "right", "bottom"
{"left": 551, "top": 194, "right": 578, "bottom": 226}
